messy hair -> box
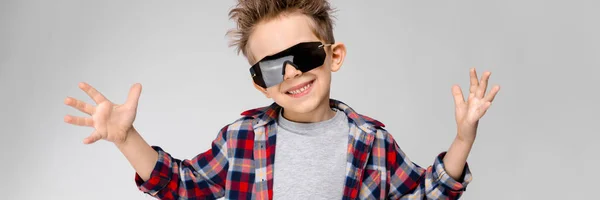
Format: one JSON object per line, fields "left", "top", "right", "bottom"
{"left": 227, "top": 0, "right": 336, "bottom": 58}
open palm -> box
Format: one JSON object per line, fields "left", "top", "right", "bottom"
{"left": 64, "top": 82, "right": 142, "bottom": 144}
{"left": 452, "top": 68, "right": 500, "bottom": 142}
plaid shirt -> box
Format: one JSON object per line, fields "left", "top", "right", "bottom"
{"left": 135, "top": 99, "right": 472, "bottom": 199}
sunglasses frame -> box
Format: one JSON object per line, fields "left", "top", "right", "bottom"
{"left": 249, "top": 42, "right": 332, "bottom": 88}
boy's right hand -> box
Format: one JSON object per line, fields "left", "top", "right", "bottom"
{"left": 64, "top": 82, "right": 142, "bottom": 145}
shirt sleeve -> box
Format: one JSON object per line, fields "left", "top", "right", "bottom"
{"left": 134, "top": 126, "right": 230, "bottom": 200}
{"left": 385, "top": 133, "right": 472, "bottom": 200}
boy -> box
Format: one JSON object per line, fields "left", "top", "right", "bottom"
{"left": 64, "top": 0, "right": 500, "bottom": 199}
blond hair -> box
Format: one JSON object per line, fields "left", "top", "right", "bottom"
{"left": 227, "top": 0, "right": 336, "bottom": 57}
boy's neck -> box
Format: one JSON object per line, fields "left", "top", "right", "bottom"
{"left": 281, "top": 99, "right": 336, "bottom": 123}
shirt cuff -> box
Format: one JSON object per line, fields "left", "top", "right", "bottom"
{"left": 134, "top": 146, "right": 174, "bottom": 196}
{"left": 432, "top": 152, "right": 473, "bottom": 192}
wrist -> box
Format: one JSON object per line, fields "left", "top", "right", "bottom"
{"left": 115, "top": 126, "right": 138, "bottom": 148}
{"left": 454, "top": 135, "right": 475, "bottom": 148}
{"left": 456, "top": 123, "right": 477, "bottom": 144}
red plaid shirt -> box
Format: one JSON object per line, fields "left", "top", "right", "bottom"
{"left": 135, "top": 99, "right": 472, "bottom": 199}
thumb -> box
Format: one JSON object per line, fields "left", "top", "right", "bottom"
{"left": 125, "top": 83, "right": 142, "bottom": 107}
{"left": 83, "top": 131, "right": 103, "bottom": 144}
{"left": 451, "top": 85, "right": 465, "bottom": 107}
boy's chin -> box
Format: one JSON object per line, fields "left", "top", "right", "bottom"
{"left": 276, "top": 94, "right": 328, "bottom": 114}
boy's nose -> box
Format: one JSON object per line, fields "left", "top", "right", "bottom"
{"left": 283, "top": 63, "right": 301, "bottom": 80}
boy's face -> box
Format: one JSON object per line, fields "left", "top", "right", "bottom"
{"left": 247, "top": 13, "right": 346, "bottom": 116}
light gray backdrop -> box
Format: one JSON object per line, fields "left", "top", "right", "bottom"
{"left": 1, "top": 0, "right": 598, "bottom": 199}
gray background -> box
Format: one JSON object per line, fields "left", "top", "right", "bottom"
{"left": 1, "top": 0, "right": 598, "bottom": 199}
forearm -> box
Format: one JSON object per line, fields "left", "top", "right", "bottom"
{"left": 386, "top": 133, "right": 470, "bottom": 199}
{"left": 443, "top": 136, "right": 474, "bottom": 181}
{"left": 115, "top": 127, "right": 159, "bottom": 181}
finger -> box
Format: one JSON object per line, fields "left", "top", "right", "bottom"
{"left": 83, "top": 131, "right": 103, "bottom": 144}
{"left": 476, "top": 71, "right": 491, "bottom": 98}
{"left": 469, "top": 68, "right": 479, "bottom": 94}
{"left": 79, "top": 82, "right": 108, "bottom": 104}
{"left": 483, "top": 101, "right": 492, "bottom": 110}
{"left": 64, "top": 115, "right": 94, "bottom": 127}
{"left": 468, "top": 92, "right": 476, "bottom": 101}
{"left": 125, "top": 83, "right": 142, "bottom": 108}
{"left": 451, "top": 85, "right": 465, "bottom": 107}
{"left": 484, "top": 85, "right": 501, "bottom": 102}
{"left": 480, "top": 101, "right": 492, "bottom": 116}
{"left": 64, "top": 97, "right": 95, "bottom": 115}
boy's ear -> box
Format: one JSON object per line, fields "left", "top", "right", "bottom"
{"left": 329, "top": 42, "right": 346, "bottom": 72}
{"left": 253, "top": 83, "right": 271, "bottom": 98}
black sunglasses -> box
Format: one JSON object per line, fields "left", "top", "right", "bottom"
{"left": 249, "top": 41, "right": 331, "bottom": 88}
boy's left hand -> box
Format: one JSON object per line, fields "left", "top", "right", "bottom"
{"left": 451, "top": 68, "right": 500, "bottom": 144}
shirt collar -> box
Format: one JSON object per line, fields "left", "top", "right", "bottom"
{"left": 241, "top": 99, "right": 385, "bottom": 134}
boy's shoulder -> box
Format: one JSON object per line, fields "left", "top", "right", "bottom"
{"left": 356, "top": 113, "right": 386, "bottom": 128}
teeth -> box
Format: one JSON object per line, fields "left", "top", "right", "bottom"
{"left": 288, "top": 82, "right": 312, "bottom": 95}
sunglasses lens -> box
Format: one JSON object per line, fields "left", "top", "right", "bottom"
{"left": 258, "top": 55, "right": 293, "bottom": 88}
{"left": 293, "top": 43, "right": 326, "bottom": 72}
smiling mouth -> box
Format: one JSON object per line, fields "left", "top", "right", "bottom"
{"left": 285, "top": 80, "right": 315, "bottom": 97}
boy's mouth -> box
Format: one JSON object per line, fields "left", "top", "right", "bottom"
{"left": 284, "top": 79, "right": 315, "bottom": 98}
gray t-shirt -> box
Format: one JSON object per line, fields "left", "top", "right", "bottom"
{"left": 272, "top": 108, "right": 349, "bottom": 200}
